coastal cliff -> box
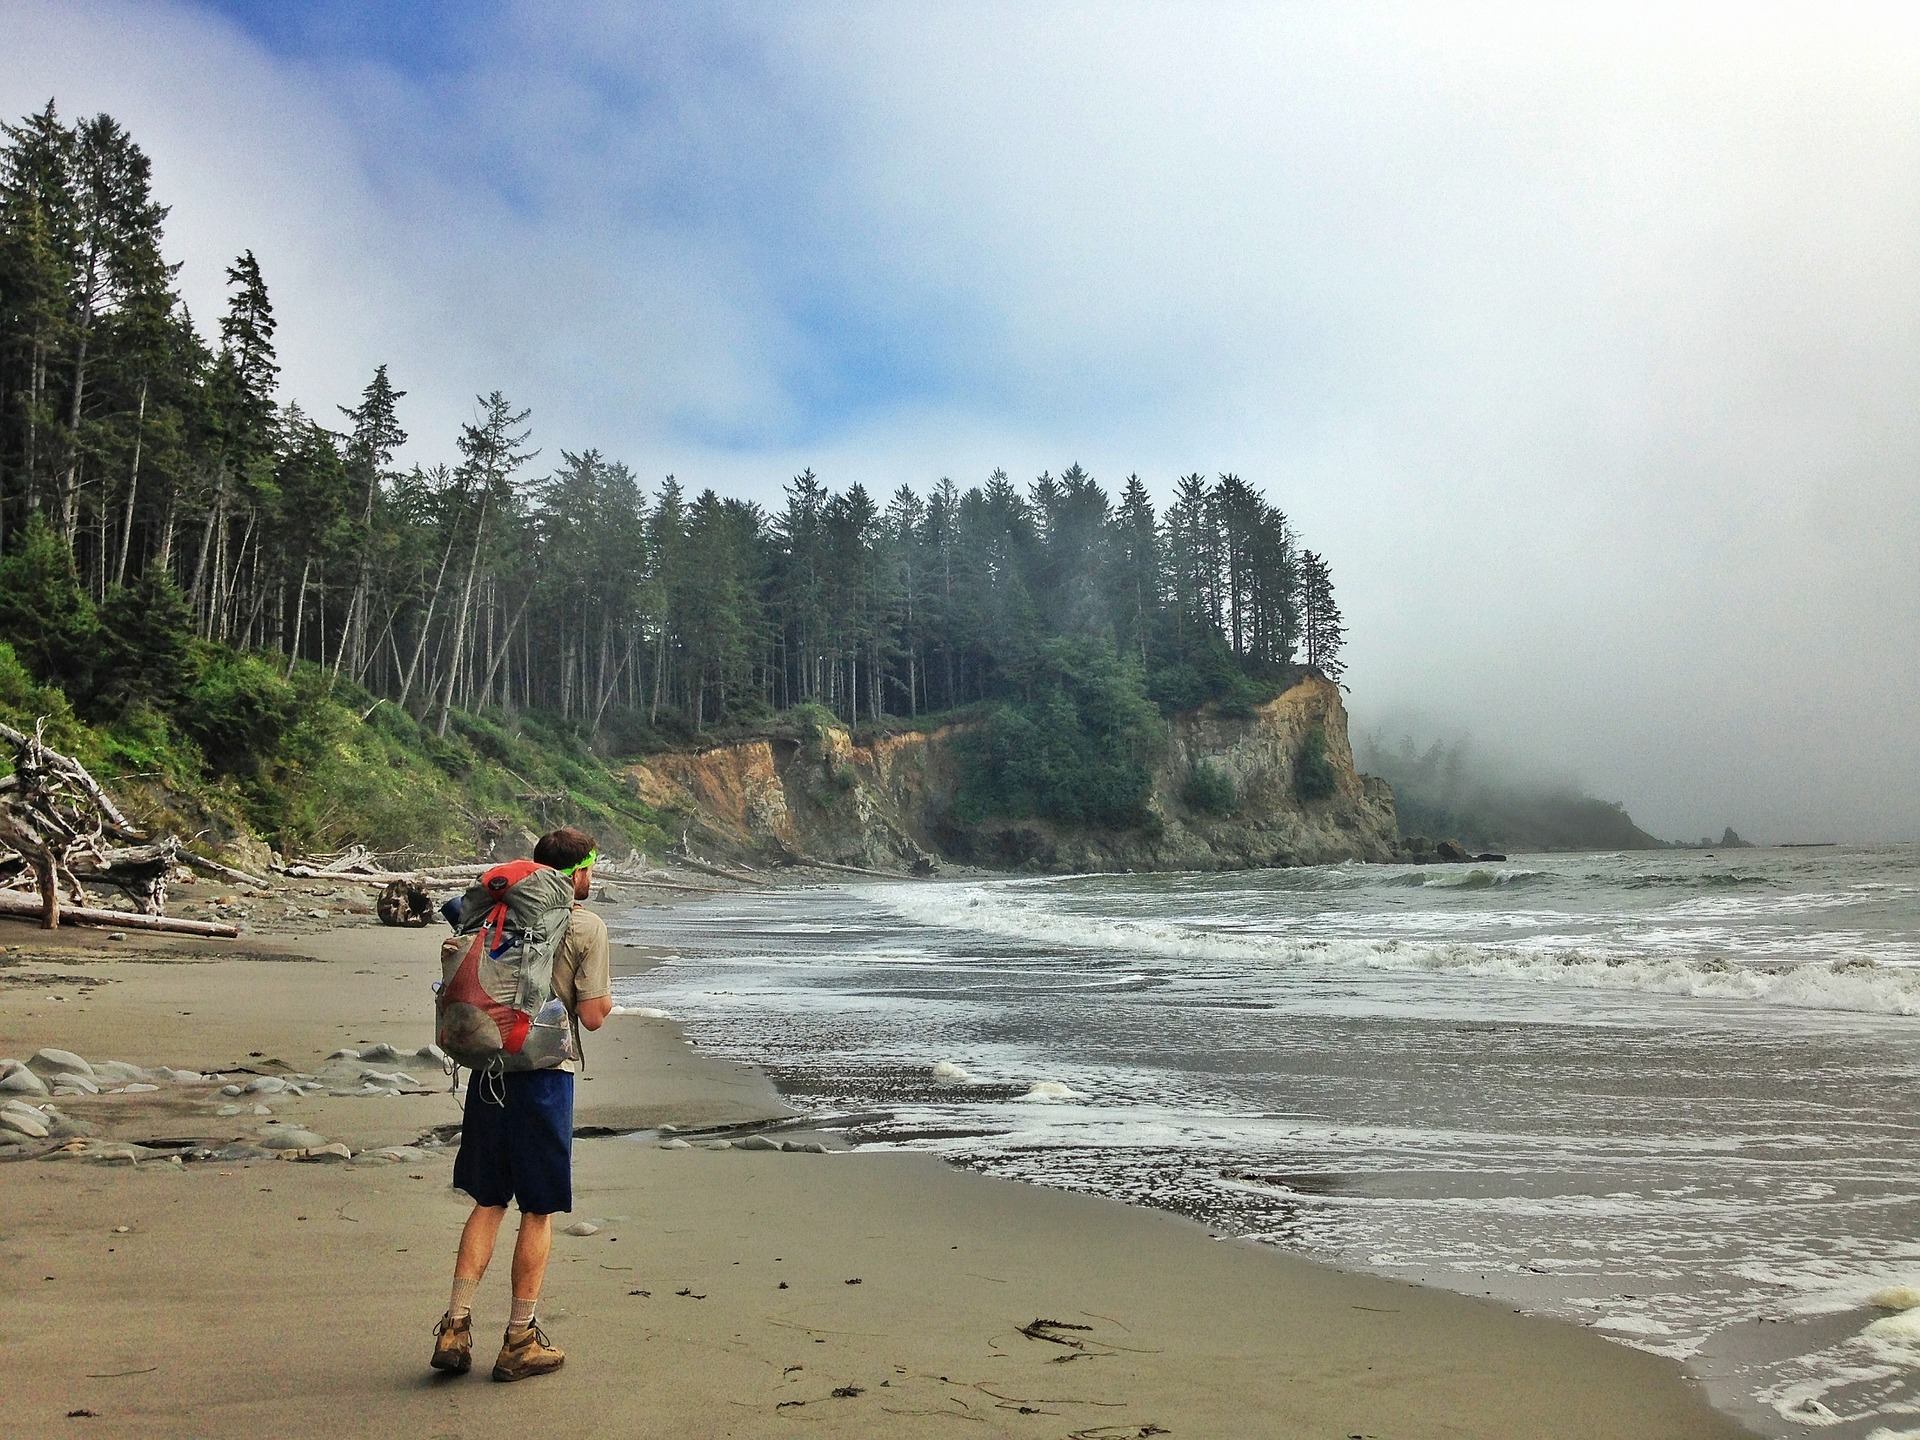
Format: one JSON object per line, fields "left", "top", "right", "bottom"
{"left": 623, "top": 674, "right": 1397, "bottom": 873}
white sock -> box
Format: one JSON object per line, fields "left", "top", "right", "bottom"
{"left": 448, "top": 1276, "right": 477, "bottom": 1322}
{"left": 509, "top": 1295, "right": 537, "bottom": 1333}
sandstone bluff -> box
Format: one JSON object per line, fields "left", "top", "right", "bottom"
{"left": 623, "top": 674, "right": 1397, "bottom": 874}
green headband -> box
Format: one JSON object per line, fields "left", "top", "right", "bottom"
{"left": 561, "top": 849, "right": 598, "bottom": 875}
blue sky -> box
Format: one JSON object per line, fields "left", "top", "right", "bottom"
{"left": 7, "top": 1, "right": 1920, "bottom": 840}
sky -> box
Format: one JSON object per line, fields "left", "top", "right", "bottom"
{"left": 6, "top": 1, "right": 1917, "bottom": 843}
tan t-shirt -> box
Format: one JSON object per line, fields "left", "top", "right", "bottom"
{"left": 550, "top": 906, "right": 611, "bottom": 1074}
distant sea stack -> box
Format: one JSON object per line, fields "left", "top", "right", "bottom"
{"left": 624, "top": 673, "right": 1398, "bottom": 874}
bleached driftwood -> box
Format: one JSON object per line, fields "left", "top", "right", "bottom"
{"left": 0, "top": 720, "right": 149, "bottom": 926}
{"left": 0, "top": 889, "right": 238, "bottom": 937}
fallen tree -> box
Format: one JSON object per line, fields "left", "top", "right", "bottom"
{"left": 0, "top": 890, "right": 239, "bottom": 938}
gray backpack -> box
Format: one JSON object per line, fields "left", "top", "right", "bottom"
{"left": 435, "top": 860, "right": 579, "bottom": 1074}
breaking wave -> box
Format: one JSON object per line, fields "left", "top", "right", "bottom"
{"left": 857, "top": 883, "right": 1920, "bottom": 1016}
{"left": 1390, "top": 867, "right": 1546, "bottom": 890}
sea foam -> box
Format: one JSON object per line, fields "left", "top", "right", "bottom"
{"left": 859, "top": 884, "right": 1920, "bottom": 1017}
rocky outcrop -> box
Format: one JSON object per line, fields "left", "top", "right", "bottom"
{"left": 621, "top": 674, "right": 1397, "bottom": 873}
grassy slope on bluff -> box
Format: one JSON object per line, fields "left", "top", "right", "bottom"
{"left": 0, "top": 640, "right": 671, "bottom": 866}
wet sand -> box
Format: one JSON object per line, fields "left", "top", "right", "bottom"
{"left": 0, "top": 903, "right": 1753, "bottom": 1438}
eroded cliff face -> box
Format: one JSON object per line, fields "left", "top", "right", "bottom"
{"left": 621, "top": 674, "right": 1397, "bottom": 873}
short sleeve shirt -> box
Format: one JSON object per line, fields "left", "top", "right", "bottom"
{"left": 550, "top": 906, "right": 611, "bottom": 1074}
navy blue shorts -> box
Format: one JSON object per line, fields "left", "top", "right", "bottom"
{"left": 453, "top": 1069, "right": 574, "bottom": 1215}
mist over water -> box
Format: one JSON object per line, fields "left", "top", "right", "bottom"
{"left": 623, "top": 847, "right": 1920, "bottom": 1438}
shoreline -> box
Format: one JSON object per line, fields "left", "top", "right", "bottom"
{"left": 0, "top": 897, "right": 1752, "bottom": 1438}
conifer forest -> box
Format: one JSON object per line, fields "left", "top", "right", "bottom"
{"left": 0, "top": 103, "right": 1345, "bottom": 839}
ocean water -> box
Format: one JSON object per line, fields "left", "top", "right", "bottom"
{"left": 614, "top": 845, "right": 1920, "bottom": 1438}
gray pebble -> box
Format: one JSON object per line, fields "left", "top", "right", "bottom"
{"left": 364, "top": 1144, "right": 426, "bottom": 1162}
{"left": 359, "top": 1043, "right": 403, "bottom": 1062}
{"left": 802, "top": 1142, "right": 828, "bottom": 1154}
{"left": 0, "top": 1110, "right": 48, "bottom": 1138}
{"left": 415, "top": 1044, "right": 449, "bottom": 1065}
{"left": 658, "top": 1138, "right": 693, "bottom": 1150}
{"left": 291, "top": 1143, "right": 352, "bottom": 1162}
{"left": 252, "top": 1103, "right": 272, "bottom": 1115}
{"left": 698, "top": 1139, "right": 733, "bottom": 1150}
{"left": 216, "top": 1104, "right": 244, "bottom": 1117}
{"left": 242, "top": 1076, "right": 288, "bottom": 1095}
{"left": 738, "top": 1134, "right": 780, "bottom": 1151}
{"left": 193, "top": 1142, "right": 275, "bottom": 1162}
{"left": 121, "top": 1082, "right": 159, "bottom": 1093}
{"left": 92, "top": 1060, "right": 152, "bottom": 1083}
{"left": 328, "top": 1048, "right": 361, "bottom": 1060}
{"left": 53, "top": 1072, "right": 99, "bottom": 1093}
{"left": 258, "top": 1127, "right": 329, "bottom": 1150}
{"left": 563, "top": 1221, "right": 600, "bottom": 1236}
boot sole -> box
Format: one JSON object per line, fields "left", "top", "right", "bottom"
{"left": 430, "top": 1351, "right": 472, "bottom": 1374}
{"left": 492, "top": 1357, "right": 564, "bottom": 1382}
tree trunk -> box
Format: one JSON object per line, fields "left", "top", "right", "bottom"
{"left": 285, "top": 557, "right": 312, "bottom": 676}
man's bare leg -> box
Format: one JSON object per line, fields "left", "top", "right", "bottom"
{"left": 456, "top": 1203, "right": 508, "bottom": 1282}
{"left": 510, "top": 1211, "right": 553, "bottom": 1323}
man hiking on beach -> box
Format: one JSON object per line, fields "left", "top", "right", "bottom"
{"left": 431, "top": 826, "right": 612, "bottom": 1381}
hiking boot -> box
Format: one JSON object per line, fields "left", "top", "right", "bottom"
{"left": 492, "top": 1321, "right": 565, "bottom": 1382}
{"left": 430, "top": 1312, "right": 472, "bottom": 1374}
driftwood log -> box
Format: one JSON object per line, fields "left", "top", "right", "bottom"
{"left": 0, "top": 890, "right": 238, "bottom": 937}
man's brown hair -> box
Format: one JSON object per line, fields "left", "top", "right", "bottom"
{"left": 533, "top": 826, "right": 596, "bottom": 871}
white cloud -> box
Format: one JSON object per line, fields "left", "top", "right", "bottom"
{"left": 6, "top": 0, "right": 1918, "bottom": 839}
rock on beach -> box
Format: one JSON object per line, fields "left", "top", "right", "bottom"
{"left": 27, "top": 1048, "right": 92, "bottom": 1079}
{"left": 0, "top": 1067, "right": 50, "bottom": 1095}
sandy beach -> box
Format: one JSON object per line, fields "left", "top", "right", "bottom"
{"left": 0, "top": 893, "right": 1753, "bottom": 1439}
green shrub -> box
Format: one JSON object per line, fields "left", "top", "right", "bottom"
{"left": 0, "top": 514, "right": 96, "bottom": 690}
{"left": 1182, "top": 759, "right": 1238, "bottom": 816}
{"left": 181, "top": 649, "right": 295, "bottom": 776}
{"left": 1294, "top": 726, "right": 1338, "bottom": 801}
{"left": 0, "top": 640, "right": 90, "bottom": 754}
{"left": 94, "top": 572, "right": 195, "bottom": 715}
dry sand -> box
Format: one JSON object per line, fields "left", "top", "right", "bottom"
{"left": 0, "top": 899, "right": 1754, "bottom": 1439}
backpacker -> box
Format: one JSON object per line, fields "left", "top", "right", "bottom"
{"left": 435, "top": 860, "right": 579, "bottom": 1075}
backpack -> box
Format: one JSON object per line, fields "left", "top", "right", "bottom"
{"left": 435, "top": 860, "right": 580, "bottom": 1075}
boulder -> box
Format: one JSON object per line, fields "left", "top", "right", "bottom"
{"left": 0, "top": 1110, "right": 48, "bottom": 1138}
{"left": 0, "top": 1068, "right": 49, "bottom": 1096}
{"left": 27, "top": 1048, "right": 92, "bottom": 1079}
{"left": 738, "top": 1134, "right": 780, "bottom": 1151}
